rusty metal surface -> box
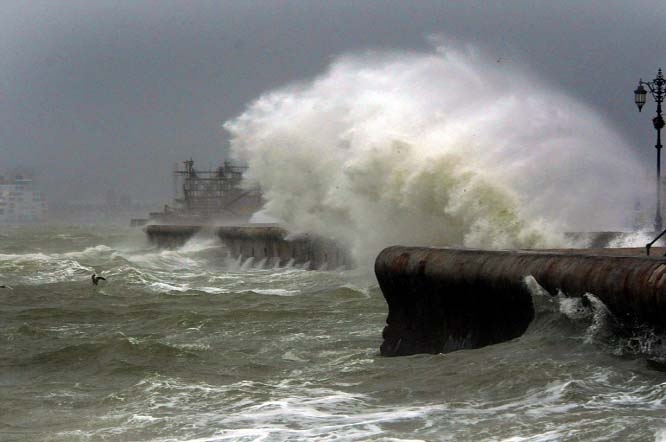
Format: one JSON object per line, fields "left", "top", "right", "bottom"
{"left": 375, "top": 246, "right": 666, "bottom": 357}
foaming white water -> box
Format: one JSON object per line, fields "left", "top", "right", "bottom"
{"left": 179, "top": 235, "right": 223, "bottom": 253}
{"left": 63, "top": 244, "right": 115, "bottom": 258}
{"left": 123, "top": 249, "right": 202, "bottom": 271}
{"left": 82, "top": 375, "right": 447, "bottom": 441}
{"left": 554, "top": 292, "right": 619, "bottom": 344}
{"left": 524, "top": 276, "right": 666, "bottom": 363}
{"left": 0, "top": 251, "right": 93, "bottom": 284}
{"left": 250, "top": 288, "right": 300, "bottom": 296}
{"left": 607, "top": 230, "right": 654, "bottom": 248}
{"left": 240, "top": 257, "right": 255, "bottom": 271}
{"left": 63, "top": 369, "right": 664, "bottom": 441}
{"left": 657, "top": 428, "right": 666, "bottom": 442}
{"left": 255, "top": 257, "right": 267, "bottom": 269}
{"left": 226, "top": 45, "right": 648, "bottom": 266}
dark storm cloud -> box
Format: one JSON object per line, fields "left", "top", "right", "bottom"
{"left": 1, "top": 1, "right": 665, "bottom": 205}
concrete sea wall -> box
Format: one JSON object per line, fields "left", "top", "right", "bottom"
{"left": 144, "top": 224, "right": 350, "bottom": 270}
{"left": 375, "top": 246, "right": 666, "bottom": 357}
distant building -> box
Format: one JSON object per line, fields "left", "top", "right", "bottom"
{"left": 0, "top": 174, "right": 48, "bottom": 223}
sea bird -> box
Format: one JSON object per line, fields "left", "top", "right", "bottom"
{"left": 92, "top": 274, "right": 106, "bottom": 286}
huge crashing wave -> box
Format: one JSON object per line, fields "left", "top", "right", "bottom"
{"left": 224, "top": 45, "right": 649, "bottom": 266}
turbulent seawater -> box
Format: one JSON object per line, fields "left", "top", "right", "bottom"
{"left": 1, "top": 225, "right": 665, "bottom": 441}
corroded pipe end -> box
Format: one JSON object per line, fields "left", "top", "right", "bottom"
{"left": 376, "top": 246, "right": 534, "bottom": 356}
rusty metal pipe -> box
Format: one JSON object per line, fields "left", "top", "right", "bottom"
{"left": 375, "top": 246, "right": 666, "bottom": 356}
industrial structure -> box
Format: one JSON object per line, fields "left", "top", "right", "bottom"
{"left": 134, "top": 159, "right": 262, "bottom": 225}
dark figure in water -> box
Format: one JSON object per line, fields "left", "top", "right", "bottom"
{"left": 92, "top": 274, "right": 106, "bottom": 285}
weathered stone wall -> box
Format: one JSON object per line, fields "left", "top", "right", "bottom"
{"left": 375, "top": 246, "right": 666, "bottom": 357}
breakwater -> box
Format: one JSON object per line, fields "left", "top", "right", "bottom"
{"left": 144, "top": 224, "right": 350, "bottom": 269}
{"left": 375, "top": 246, "right": 666, "bottom": 357}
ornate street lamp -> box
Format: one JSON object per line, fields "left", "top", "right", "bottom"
{"left": 634, "top": 68, "right": 666, "bottom": 232}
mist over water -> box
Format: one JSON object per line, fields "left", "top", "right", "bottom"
{"left": 226, "top": 45, "right": 649, "bottom": 266}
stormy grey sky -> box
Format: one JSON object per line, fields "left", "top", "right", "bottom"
{"left": 1, "top": 0, "right": 665, "bottom": 207}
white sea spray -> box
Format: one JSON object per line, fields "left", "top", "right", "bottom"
{"left": 225, "top": 45, "right": 648, "bottom": 268}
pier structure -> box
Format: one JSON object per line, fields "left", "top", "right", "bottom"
{"left": 144, "top": 224, "right": 350, "bottom": 270}
{"left": 132, "top": 159, "right": 262, "bottom": 226}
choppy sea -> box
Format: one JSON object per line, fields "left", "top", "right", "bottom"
{"left": 1, "top": 225, "right": 665, "bottom": 441}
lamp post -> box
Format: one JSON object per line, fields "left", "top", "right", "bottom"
{"left": 634, "top": 68, "right": 666, "bottom": 232}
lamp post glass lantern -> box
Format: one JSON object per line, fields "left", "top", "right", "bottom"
{"left": 634, "top": 84, "right": 647, "bottom": 111}
{"left": 635, "top": 68, "right": 666, "bottom": 232}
